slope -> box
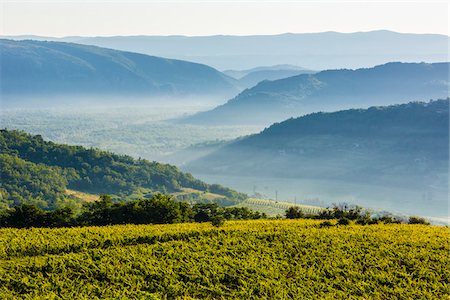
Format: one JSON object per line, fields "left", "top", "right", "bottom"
{"left": 0, "top": 39, "right": 239, "bottom": 101}
{"left": 182, "top": 62, "right": 449, "bottom": 125}
{"left": 0, "top": 130, "right": 246, "bottom": 209}
{"left": 185, "top": 100, "right": 449, "bottom": 217}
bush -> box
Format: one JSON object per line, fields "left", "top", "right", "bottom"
{"left": 337, "top": 218, "right": 351, "bottom": 225}
{"left": 211, "top": 215, "right": 225, "bottom": 227}
{"left": 285, "top": 207, "right": 304, "bottom": 219}
{"left": 319, "top": 221, "right": 334, "bottom": 228}
{"left": 377, "top": 215, "right": 403, "bottom": 224}
{"left": 408, "top": 216, "right": 430, "bottom": 225}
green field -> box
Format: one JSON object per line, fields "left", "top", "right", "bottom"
{"left": 1, "top": 220, "right": 448, "bottom": 299}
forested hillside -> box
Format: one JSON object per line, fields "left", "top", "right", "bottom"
{"left": 0, "top": 130, "right": 246, "bottom": 209}
{"left": 186, "top": 100, "right": 449, "bottom": 217}
{"left": 183, "top": 62, "right": 449, "bottom": 125}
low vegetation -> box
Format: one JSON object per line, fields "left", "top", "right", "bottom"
{"left": 285, "top": 203, "right": 430, "bottom": 225}
{"left": 0, "top": 194, "right": 265, "bottom": 228}
{"left": 0, "top": 220, "right": 448, "bottom": 299}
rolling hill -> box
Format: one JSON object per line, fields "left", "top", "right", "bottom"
{"left": 237, "top": 68, "right": 316, "bottom": 89}
{"left": 223, "top": 64, "right": 307, "bottom": 79}
{"left": 0, "top": 39, "right": 239, "bottom": 102}
{"left": 185, "top": 100, "right": 449, "bottom": 217}
{"left": 181, "top": 62, "right": 450, "bottom": 125}
{"left": 0, "top": 130, "right": 246, "bottom": 210}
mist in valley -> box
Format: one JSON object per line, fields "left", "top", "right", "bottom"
{"left": 2, "top": 97, "right": 448, "bottom": 223}
{"left": 0, "top": 98, "right": 262, "bottom": 162}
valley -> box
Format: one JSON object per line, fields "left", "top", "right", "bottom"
{"left": 1, "top": 4, "right": 449, "bottom": 298}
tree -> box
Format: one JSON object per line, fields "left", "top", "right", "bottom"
{"left": 285, "top": 207, "right": 304, "bottom": 219}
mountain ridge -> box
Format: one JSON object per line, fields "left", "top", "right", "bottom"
{"left": 181, "top": 62, "right": 450, "bottom": 125}
{"left": 3, "top": 30, "right": 447, "bottom": 70}
{"left": 0, "top": 39, "right": 239, "bottom": 101}
{"left": 184, "top": 99, "right": 449, "bottom": 217}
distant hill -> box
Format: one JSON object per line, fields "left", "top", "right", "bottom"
{"left": 239, "top": 69, "right": 316, "bottom": 89}
{"left": 185, "top": 100, "right": 449, "bottom": 217}
{"left": 181, "top": 62, "right": 450, "bottom": 125}
{"left": 223, "top": 64, "right": 316, "bottom": 89}
{"left": 0, "top": 39, "right": 239, "bottom": 102}
{"left": 4, "top": 30, "right": 448, "bottom": 70}
{"left": 223, "top": 64, "right": 311, "bottom": 79}
{"left": 0, "top": 130, "right": 246, "bottom": 209}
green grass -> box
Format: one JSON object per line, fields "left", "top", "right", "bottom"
{"left": 1, "top": 220, "right": 448, "bottom": 299}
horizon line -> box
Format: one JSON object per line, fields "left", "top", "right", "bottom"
{"left": 2, "top": 29, "right": 449, "bottom": 39}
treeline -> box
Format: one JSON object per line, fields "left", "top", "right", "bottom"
{"left": 0, "top": 194, "right": 265, "bottom": 228}
{"left": 0, "top": 129, "right": 246, "bottom": 209}
{"left": 285, "top": 204, "right": 430, "bottom": 225}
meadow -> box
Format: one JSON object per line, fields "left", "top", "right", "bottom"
{"left": 1, "top": 220, "right": 448, "bottom": 299}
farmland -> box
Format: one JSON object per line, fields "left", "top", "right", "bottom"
{"left": 1, "top": 220, "right": 448, "bottom": 299}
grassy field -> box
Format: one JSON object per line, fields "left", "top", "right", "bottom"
{"left": 0, "top": 220, "right": 448, "bottom": 299}
{"left": 65, "top": 189, "right": 100, "bottom": 202}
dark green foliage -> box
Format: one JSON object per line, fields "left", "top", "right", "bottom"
{"left": 221, "top": 206, "right": 266, "bottom": 220}
{"left": 0, "top": 154, "right": 69, "bottom": 209}
{"left": 355, "top": 212, "right": 378, "bottom": 225}
{"left": 192, "top": 203, "right": 219, "bottom": 223}
{"left": 318, "top": 204, "right": 363, "bottom": 220}
{"left": 285, "top": 207, "right": 305, "bottom": 219}
{"left": 0, "top": 194, "right": 264, "bottom": 228}
{"left": 319, "top": 221, "right": 334, "bottom": 228}
{"left": 408, "top": 216, "right": 430, "bottom": 225}
{"left": 376, "top": 215, "right": 403, "bottom": 224}
{"left": 193, "top": 203, "right": 265, "bottom": 223}
{"left": 210, "top": 215, "right": 225, "bottom": 227}
{"left": 337, "top": 218, "right": 351, "bottom": 225}
{"left": 287, "top": 203, "right": 424, "bottom": 226}
{"left": 0, "top": 205, "right": 75, "bottom": 228}
{"left": 0, "top": 129, "right": 247, "bottom": 208}
{"left": 78, "top": 194, "right": 192, "bottom": 226}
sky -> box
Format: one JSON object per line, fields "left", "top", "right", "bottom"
{"left": 1, "top": 0, "right": 449, "bottom": 37}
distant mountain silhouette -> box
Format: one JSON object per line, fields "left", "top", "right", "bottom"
{"left": 181, "top": 62, "right": 450, "bottom": 125}
{"left": 223, "top": 64, "right": 311, "bottom": 78}
{"left": 4, "top": 30, "right": 448, "bottom": 70}
{"left": 0, "top": 39, "right": 239, "bottom": 101}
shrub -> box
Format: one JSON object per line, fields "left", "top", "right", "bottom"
{"left": 285, "top": 207, "right": 304, "bottom": 219}
{"left": 319, "top": 221, "right": 334, "bottom": 228}
{"left": 377, "top": 215, "right": 402, "bottom": 224}
{"left": 337, "top": 218, "right": 351, "bottom": 225}
{"left": 408, "top": 216, "right": 430, "bottom": 225}
{"left": 211, "top": 215, "right": 225, "bottom": 227}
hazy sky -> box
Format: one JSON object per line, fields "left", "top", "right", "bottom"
{"left": 1, "top": 0, "right": 449, "bottom": 37}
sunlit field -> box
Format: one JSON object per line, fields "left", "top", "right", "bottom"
{"left": 1, "top": 220, "right": 448, "bottom": 299}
